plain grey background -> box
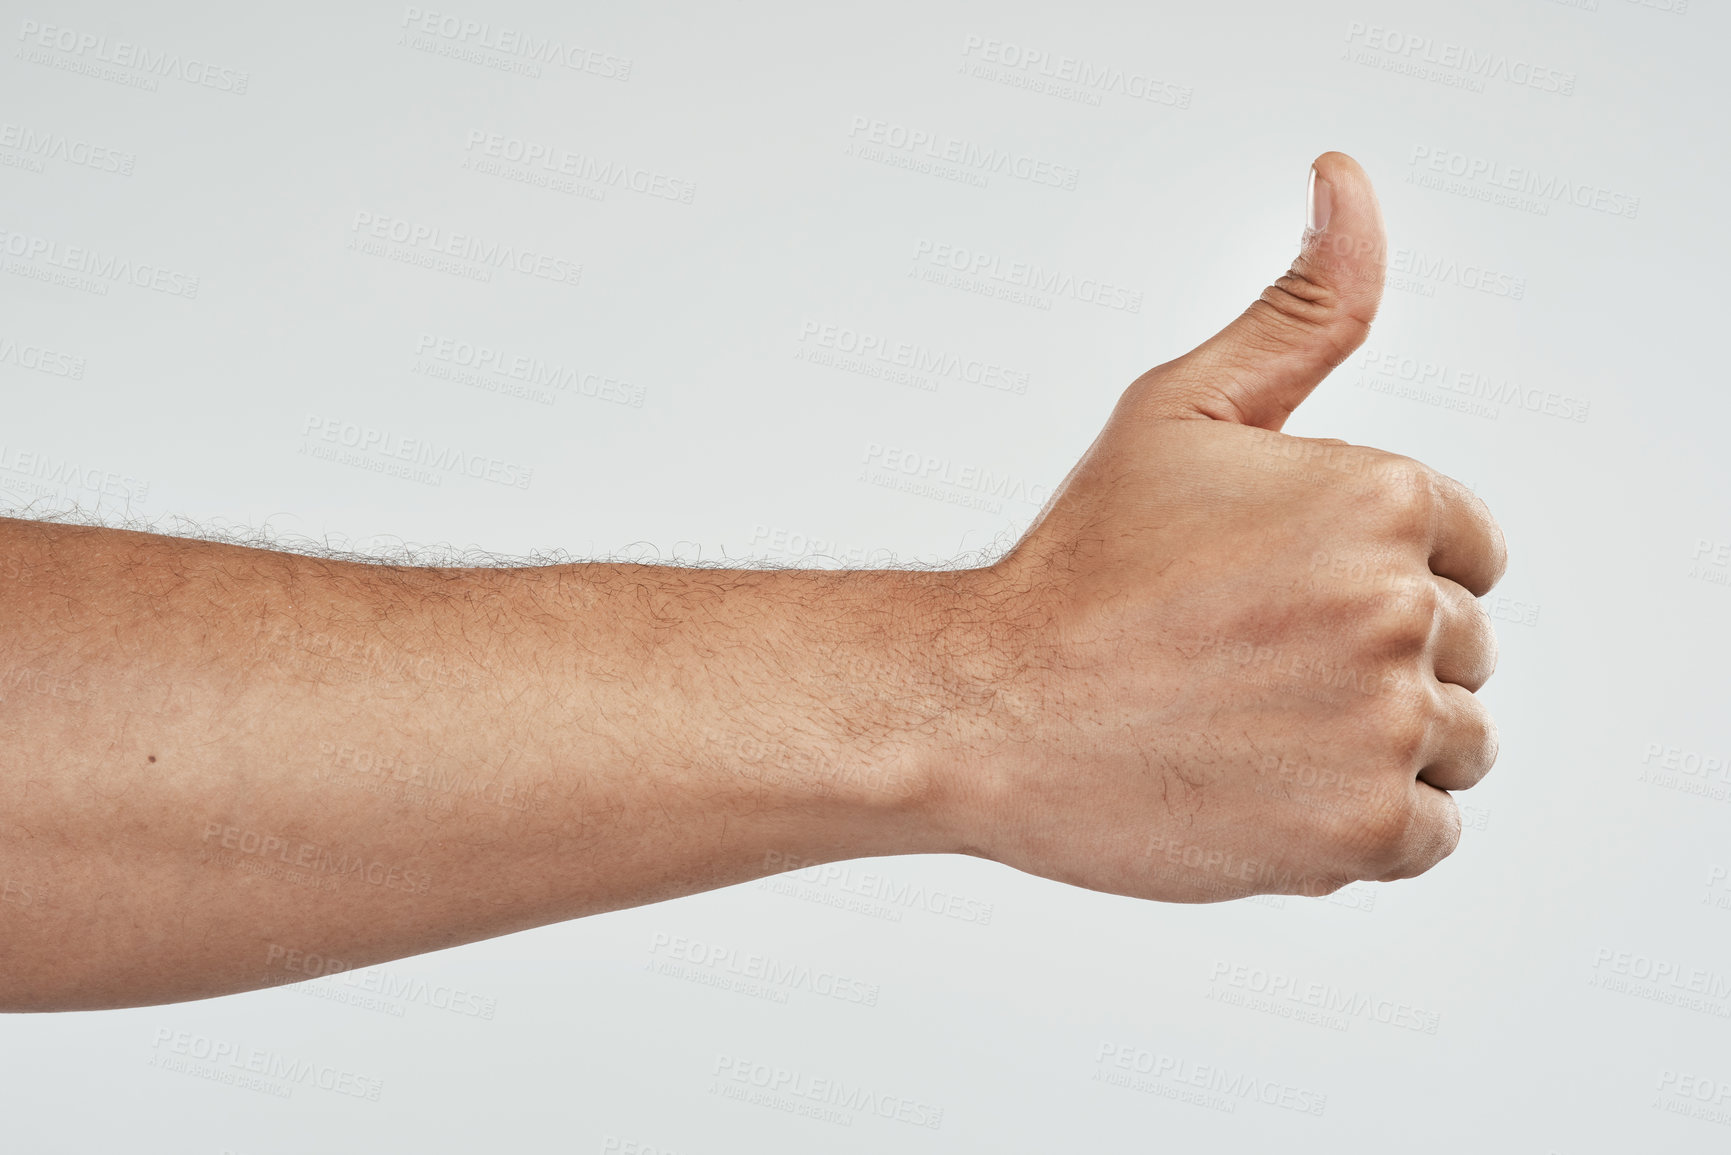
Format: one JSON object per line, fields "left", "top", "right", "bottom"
{"left": 2, "top": 0, "right": 1726, "bottom": 1150}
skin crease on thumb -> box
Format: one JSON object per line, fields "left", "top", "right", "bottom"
{"left": 1130, "top": 152, "right": 1389, "bottom": 431}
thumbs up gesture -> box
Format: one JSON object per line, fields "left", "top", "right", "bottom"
{"left": 951, "top": 153, "right": 1508, "bottom": 901}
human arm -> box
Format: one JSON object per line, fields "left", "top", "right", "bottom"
{"left": 0, "top": 529, "right": 989, "bottom": 1010}
{"left": 0, "top": 152, "right": 1505, "bottom": 1012}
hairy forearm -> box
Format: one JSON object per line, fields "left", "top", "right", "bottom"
{"left": 0, "top": 516, "right": 1003, "bottom": 1011}
{"left": 1, "top": 155, "right": 1506, "bottom": 1018}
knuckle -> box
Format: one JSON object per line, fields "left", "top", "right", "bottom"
{"left": 1377, "top": 460, "right": 1435, "bottom": 536}
{"left": 1376, "top": 579, "right": 1440, "bottom": 651}
{"left": 1455, "top": 484, "right": 1511, "bottom": 587}
{"left": 1410, "top": 577, "right": 1443, "bottom": 619}
{"left": 1377, "top": 698, "right": 1432, "bottom": 768}
{"left": 1474, "top": 708, "right": 1501, "bottom": 778}
{"left": 1434, "top": 800, "right": 1464, "bottom": 861}
{"left": 1467, "top": 595, "right": 1497, "bottom": 649}
{"left": 1451, "top": 591, "right": 1499, "bottom": 688}
{"left": 1405, "top": 476, "right": 1439, "bottom": 530}
{"left": 1355, "top": 793, "right": 1417, "bottom": 874}
{"left": 1450, "top": 485, "right": 1509, "bottom": 598}
{"left": 1485, "top": 515, "right": 1511, "bottom": 588}
{"left": 1119, "top": 370, "right": 1162, "bottom": 412}
{"left": 1378, "top": 812, "right": 1458, "bottom": 881}
{"left": 1388, "top": 568, "right": 1436, "bottom": 606}
{"left": 1439, "top": 704, "right": 1499, "bottom": 791}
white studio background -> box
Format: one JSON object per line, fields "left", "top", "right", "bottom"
{"left": 1, "top": 0, "right": 1725, "bottom": 1151}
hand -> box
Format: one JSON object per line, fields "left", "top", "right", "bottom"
{"left": 944, "top": 152, "right": 1508, "bottom": 901}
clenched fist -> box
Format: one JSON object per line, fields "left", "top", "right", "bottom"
{"left": 944, "top": 152, "right": 1507, "bottom": 902}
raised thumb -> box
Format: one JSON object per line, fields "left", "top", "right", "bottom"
{"left": 1135, "top": 151, "right": 1388, "bottom": 431}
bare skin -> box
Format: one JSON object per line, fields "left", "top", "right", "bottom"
{"left": 0, "top": 152, "right": 1504, "bottom": 1012}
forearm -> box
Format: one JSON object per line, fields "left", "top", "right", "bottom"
{"left": 0, "top": 516, "right": 996, "bottom": 1011}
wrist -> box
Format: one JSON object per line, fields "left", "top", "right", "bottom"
{"left": 754, "top": 566, "right": 994, "bottom": 860}
{"left": 861, "top": 562, "right": 1043, "bottom": 863}
{"left": 698, "top": 563, "right": 1030, "bottom": 864}
{"left": 540, "top": 561, "right": 1028, "bottom": 871}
